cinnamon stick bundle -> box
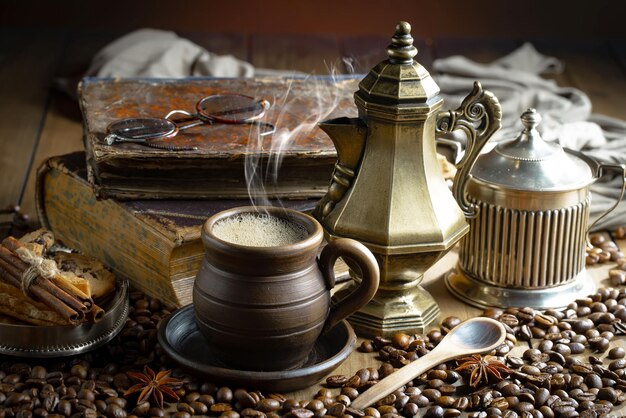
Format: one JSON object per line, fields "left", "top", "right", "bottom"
{"left": 0, "top": 245, "right": 87, "bottom": 314}
{"left": 0, "top": 260, "right": 82, "bottom": 324}
{"left": 0, "top": 236, "right": 107, "bottom": 325}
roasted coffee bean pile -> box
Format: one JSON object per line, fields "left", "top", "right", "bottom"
{"left": 2, "top": 235, "right": 626, "bottom": 418}
{"left": 586, "top": 231, "right": 625, "bottom": 267}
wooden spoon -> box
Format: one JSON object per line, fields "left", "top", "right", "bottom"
{"left": 351, "top": 317, "right": 507, "bottom": 410}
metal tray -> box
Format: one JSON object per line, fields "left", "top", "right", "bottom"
{"left": 158, "top": 305, "right": 356, "bottom": 392}
{"left": 0, "top": 280, "right": 129, "bottom": 358}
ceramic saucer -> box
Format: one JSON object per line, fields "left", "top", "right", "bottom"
{"left": 158, "top": 305, "right": 356, "bottom": 392}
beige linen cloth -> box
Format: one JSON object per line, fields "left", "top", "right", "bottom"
{"left": 86, "top": 30, "right": 626, "bottom": 230}
{"left": 85, "top": 28, "right": 294, "bottom": 78}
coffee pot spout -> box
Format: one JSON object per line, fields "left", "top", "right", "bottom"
{"left": 318, "top": 117, "right": 367, "bottom": 168}
{"left": 315, "top": 117, "right": 368, "bottom": 218}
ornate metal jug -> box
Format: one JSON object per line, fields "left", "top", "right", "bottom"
{"left": 447, "top": 109, "right": 626, "bottom": 309}
{"left": 313, "top": 22, "right": 502, "bottom": 337}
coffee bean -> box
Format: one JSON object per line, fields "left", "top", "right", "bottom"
{"left": 341, "top": 386, "right": 359, "bottom": 400}
{"left": 424, "top": 406, "right": 444, "bottom": 418}
{"left": 449, "top": 396, "right": 468, "bottom": 410}
{"left": 359, "top": 340, "right": 375, "bottom": 353}
{"left": 216, "top": 387, "right": 233, "bottom": 403}
{"left": 240, "top": 408, "right": 266, "bottom": 418}
{"left": 443, "top": 409, "right": 461, "bottom": 418}
{"left": 589, "top": 337, "right": 610, "bottom": 352}
{"left": 571, "top": 364, "right": 594, "bottom": 375}
{"left": 609, "top": 346, "right": 626, "bottom": 359}
{"left": 105, "top": 403, "right": 126, "bottom": 418}
{"left": 441, "top": 316, "right": 462, "bottom": 330}
{"left": 507, "top": 357, "right": 524, "bottom": 369}
{"left": 518, "top": 325, "right": 533, "bottom": 342}
{"left": 391, "top": 333, "right": 411, "bottom": 350}
{"left": 521, "top": 365, "right": 541, "bottom": 376}
{"left": 411, "top": 395, "right": 429, "bottom": 408}
{"left": 336, "top": 394, "right": 351, "bottom": 407}
{"left": 211, "top": 403, "right": 233, "bottom": 413}
{"left": 422, "top": 389, "right": 441, "bottom": 401}
{"left": 609, "top": 358, "right": 626, "bottom": 371}
{"left": 435, "top": 396, "right": 455, "bottom": 407}
{"left": 490, "top": 397, "right": 509, "bottom": 410}
{"left": 394, "top": 394, "right": 409, "bottom": 410}
{"left": 378, "top": 364, "right": 395, "bottom": 378}
{"left": 363, "top": 407, "right": 380, "bottom": 418}
{"left": 514, "top": 401, "right": 534, "bottom": 413}
{"left": 372, "top": 337, "right": 392, "bottom": 350}
{"left": 567, "top": 343, "right": 584, "bottom": 355}
{"left": 375, "top": 405, "right": 396, "bottom": 415}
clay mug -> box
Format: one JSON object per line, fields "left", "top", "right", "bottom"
{"left": 193, "top": 206, "right": 380, "bottom": 371}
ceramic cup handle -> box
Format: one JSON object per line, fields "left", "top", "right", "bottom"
{"left": 318, "top": 238, "right": 380, "bottom": 333}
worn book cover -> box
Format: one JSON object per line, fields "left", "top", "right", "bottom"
{"left": 36, "top": 152, "right": 317, "bottom": 305}
{"left": 79, "top": 76, "right": 359, "bottom": 200}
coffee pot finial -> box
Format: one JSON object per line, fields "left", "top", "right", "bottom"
{"left": 387, "top": 21, "right": 417, "bottom": 64}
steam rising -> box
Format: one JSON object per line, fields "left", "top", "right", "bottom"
{"left": 245, "top": 64, "right": 351, "bottom": 211}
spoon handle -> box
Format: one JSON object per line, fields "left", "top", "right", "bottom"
{"left": 351, "top": 348, "right": 452, "bottom": 410}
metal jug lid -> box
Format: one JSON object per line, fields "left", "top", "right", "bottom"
{"left": 471, "top": 108, "right": 594, "bottom": 192}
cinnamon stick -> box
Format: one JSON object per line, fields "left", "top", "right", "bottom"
{"left": 0, "top": 243, "right": 88, "bottom": 314}
{"left": 50, "top": 275, "right": 93, "bottom": 309}
{"left": 0, "top": 260, "right": 82, "bottom": 323}
{"left": 0, "top": 281, "right": 70, "bottom": 325}
{"left": 86, "top": 305, "right": 105, "bottom": 323}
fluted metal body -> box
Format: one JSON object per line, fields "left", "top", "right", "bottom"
{"left": 460, "top": 196, "right": 589, "bottom": 288}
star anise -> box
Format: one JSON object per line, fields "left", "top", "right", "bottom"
{"left": 455, "top": 354, "right": 512, "bottom": 387}
{"left": 123, "top": 366, "right": 182, "bottom": 408}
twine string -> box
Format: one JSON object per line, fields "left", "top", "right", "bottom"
{"left": 15, "top": 247, "right": 60, "bottom": 296}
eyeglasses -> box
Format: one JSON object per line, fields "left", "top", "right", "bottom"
{"left": 104, "top": 94, "right": 276, "bottom": 151}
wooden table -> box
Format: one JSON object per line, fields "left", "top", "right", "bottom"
{"left": 1, "top": 29, "right": 626, "bottom": 413}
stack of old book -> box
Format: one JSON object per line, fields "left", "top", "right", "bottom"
{"left": 37, "top": 76, "right": 359, "bottom": 306}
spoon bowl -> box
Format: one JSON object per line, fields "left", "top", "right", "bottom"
{"left": 443, "top": 316, "right": 506, "bottom": 351}
{"left": 351, "top": 317, "right": 506, "bottom": 410}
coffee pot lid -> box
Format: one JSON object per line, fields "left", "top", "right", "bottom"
{"left": 356, "top": 22, "right": 440, "bottom": 105}
{"left": 471, "top": 108, "right": 595, "bottom": 191}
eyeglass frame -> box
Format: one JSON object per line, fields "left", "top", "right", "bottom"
{"left": 104, "top": 93, "right": 276, "bottom": 151}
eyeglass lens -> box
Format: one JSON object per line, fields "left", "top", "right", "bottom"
{"left": 107, "top": 118, "right": 178, "bottom": 141}
{"left": 197, "top": 94, "right": 266, "bottom": 123}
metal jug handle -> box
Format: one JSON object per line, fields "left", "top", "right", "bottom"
{"left": 586, "top": 163, "right": 626, "bottom": 244}
{"left": 435, "top": 81, "right": 502, "bottom": 218}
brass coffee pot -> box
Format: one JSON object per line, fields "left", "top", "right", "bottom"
{"left": 313, "top": 22, "right": 502, "bottom": 337}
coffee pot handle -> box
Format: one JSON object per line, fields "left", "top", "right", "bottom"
{"left": 318, "top": 238, "right": 380, "bottom": 333}
{"left": 436, "top": 81, "right": 502, "bottom": 218}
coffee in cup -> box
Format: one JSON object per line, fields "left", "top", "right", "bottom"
{"left": 212, "top": 212, "right": 308, "bottom": 247}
